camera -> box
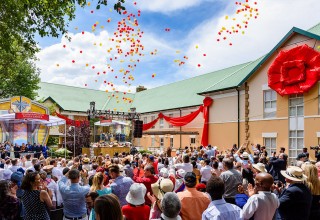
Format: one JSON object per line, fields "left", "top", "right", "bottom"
{"left": 310, "top": 146, "right": 319, "bottom": 150}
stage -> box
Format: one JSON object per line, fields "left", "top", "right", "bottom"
{"left": 82, "top": 146, "right": 130, "bottom": 157}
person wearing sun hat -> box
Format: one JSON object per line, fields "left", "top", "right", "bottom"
{"left": 278, "top": 166, "right": 312, "bottom": 220}
{"left": 148, "top": 178, "right": 174, "bottom": 219}
{"left": 252, "top": 163, "right": 267, "bottom": 174}
{"left": 122, "top": 183, "right": 150, "bottom": 220}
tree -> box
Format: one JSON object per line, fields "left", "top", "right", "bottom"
{"left": 0, "top": 0, "right": 126, "bottom": 57}
{"left": 65, "top": 124, "right": 91, "bottom": 156}
{"left": 0, "top": 0, "right": 126, "bottom": 99}
{"left": 0, "top": 57, "right": 40, "bottom": 99}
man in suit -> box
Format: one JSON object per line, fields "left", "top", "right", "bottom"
{"left": 278, "top": 166, "right": 312, "bottom": 220}
{"left": 269, "top": 153, "right": 286, "bottom": 183}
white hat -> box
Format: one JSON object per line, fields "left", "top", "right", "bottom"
{"left": 3, "top": 169, "right": 13, "bottom": 180}
{"left": 241, "top": 152, "right": 249, "bottom": 159}
{"left": 280, "top": 166, "right": 306, "bottom": 182}
{"left": 151, "top": 178, "right": 174, "bottom": 200}
{"left": 126, "top": 183, "right": 147, "bottom": 205}
{"left": 176, "top": 169, "right": 186, "bottom": 179}
{"left": 252, "top": 163, "right": 267, "bottom": 173}
{"left": 159, "top": 168, "right": 169, "bottom": 178}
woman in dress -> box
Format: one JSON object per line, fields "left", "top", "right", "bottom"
{"left": 90, "top": 172, "right": 111, "bottom": 196}
{"left": 21, "top": 172, "right": 54, "bottom": 220}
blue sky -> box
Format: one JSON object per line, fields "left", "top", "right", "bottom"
{"left": 36, "top": 0, "right": 320, "bottom": 93}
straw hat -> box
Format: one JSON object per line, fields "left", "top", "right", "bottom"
{"left": 43, "top": 165, "right": 54, "bottom": 172}
{"left": 280, "top": 166, "right": 306, "bottom": 182}
{"left": 252, "top": 163, "right": 267, "bottom": 173}
{"left": 151, "top": 178, "right": 174, "bottom": 200}
{"left": 126, "top": 183, "right": 146, "bottom": 205}
{"left": 241, "top": 152, "right": 249, "bottom": 159}
{"left": 82, "top": 157, "right": 90, "bottom": 163}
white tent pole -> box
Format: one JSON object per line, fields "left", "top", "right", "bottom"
{"left": 64, "top": 123, "right": 66, "bottom": 159}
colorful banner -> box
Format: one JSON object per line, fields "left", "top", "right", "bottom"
{"left": 15, "top": 112, "right": 49, "bottom": 121}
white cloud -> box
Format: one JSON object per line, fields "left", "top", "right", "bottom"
{"left": 179, "top": 0, "right": 320, "bottom": 77}
{"left": 37, "top": 28, "right": 177, "bottom": 90}
{"left": 138, "top": 0, "right": 202, "bottom": 13}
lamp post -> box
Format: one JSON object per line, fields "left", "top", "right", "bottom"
{"left": 69, "top": 126, "right": 76, "bottom": 158}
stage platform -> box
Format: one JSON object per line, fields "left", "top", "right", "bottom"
{"left": 82, "top": 147, "right": 130, "bottom": 157}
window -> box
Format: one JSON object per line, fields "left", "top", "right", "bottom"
{"left": 159, "top": 118, "right": 164, "bottom": 128}
{"left": 143, "top": 117, "right": 147, "bottom": 124}
{"left": 289, "top": 94, "right": 304, "bottom": 164}
{"left": 190, "top": 138, "right": 196, "bottom": 144}
{"left": 170, "top": 137, "right": 174, "bottom": 147}
{"left": 151, "top": 137, "right": 155, "bottom": 147}
{"left": 151, "top": 116, "right": 155, "bottom": 129}
{"left": 264, "top": 137, "right": 276, "bottom": 156}
{"left": 264, "top": 90, "right": 277, "bottom": 118}
{"left": 160, "top": 137, "right": 164, "bottom": 146}
{"left": 169, "top": 114, "right": 173, "bottom": 128}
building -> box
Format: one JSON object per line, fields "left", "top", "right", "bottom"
{"left": 38, "top": 22, "right": 320, "bottom": 161}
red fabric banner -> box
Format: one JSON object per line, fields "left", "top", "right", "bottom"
{"left": 201, "top": 97, "right": 214, "bottom": 146}
{"left": 143, "top": 117, "right": 160, "bottom": 131}
{"left": 160, "top": 107, "right": 203, "bottom": 127}
{"left": 268, "top": 44, "right": 320, "bottom": 95}
{"left": 55, "top": 112, "right": 89, "bottom": 127}
{"left": 15, "top": 112, "right": 49, "bottom": 121}
{"left": 142, "top": 97, "right": 214, "bottom": 147}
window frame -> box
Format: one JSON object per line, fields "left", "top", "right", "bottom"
{"left": 263, "top": 90, "right": 277, "bottom": 118}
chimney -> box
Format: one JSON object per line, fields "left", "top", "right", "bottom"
{"left": 136, "top": 86, "right": 147, "bottom": 93}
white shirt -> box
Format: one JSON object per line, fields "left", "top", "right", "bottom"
{"left": 174, "top": 163, "right": 193, "bottom": 173}
{"left": 52, "top": 167, "right": 63, "bottom": 180}
{"left": 200, "top": 165, "right": 213, "bottom": 182}
{"left": 242, "top": 191, "right": 279, "bottom": 220}
{"left": 24, "top": 160, "right": 32, "bottom": 169}
{"left": 202, "top": 198, "right": 243, "bottom": 220}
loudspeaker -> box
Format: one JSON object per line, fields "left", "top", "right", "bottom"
{"left": 134, "top": 120, "right": 143, "bottom": 138}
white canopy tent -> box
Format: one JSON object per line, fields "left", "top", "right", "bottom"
{"left": 94, "top": 120, "right": 128, "bottom": 126}
{"left": 0, "top": 113, "right": 68, "bottom": 158}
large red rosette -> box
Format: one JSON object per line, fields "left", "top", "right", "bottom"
{"left": 268, "top": 44, "right": 320, "bottom": 96}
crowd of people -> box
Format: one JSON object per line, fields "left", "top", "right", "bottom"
{"left": 0, "top": 141, "right": 49, "bottom": 159}
{"left": 0, "top": 142, "right": 320, "bottom": 220}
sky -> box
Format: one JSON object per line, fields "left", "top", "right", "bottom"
{"left": 36, "top": 0, "right": 320, "bottom": 93}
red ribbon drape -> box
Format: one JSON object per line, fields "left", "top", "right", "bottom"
{"left": 55, "top": 112, "right": 89, "bottom": 127}
{"left": 201, "top": 97, "right": 214, "bottom": 146}
{"left": 142, "top": 97, "right": 214, "bottom": 146}
{"left": 143, "top": 117, "right": 160, "bottom": 130}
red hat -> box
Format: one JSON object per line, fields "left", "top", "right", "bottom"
{"left": 196, "top": 183, "right": 206, "bottom": 191}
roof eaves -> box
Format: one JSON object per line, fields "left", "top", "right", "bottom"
{"left": 237, "top": 27, "right": 320, "bottom": 86}
{"left": 140, "top": 104, "right": 202, "bottom": 114}
{"left": 44, "top": 96, "right": 64, "bottom": 111}
{"left": 198, "top": 86, "right": 238, "bottom": 95}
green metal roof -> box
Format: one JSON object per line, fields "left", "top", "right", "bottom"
{"left": 38, "top": 82, "right": 135, "bottom": 112}
{"left": 38, "top": 22, "right": 320, "bottom": 114}
{"left": 308, "top": 22, "right": 320, "bottom": 35}
{"left": 133, "top": 63, "right": 248, "bottom": 113}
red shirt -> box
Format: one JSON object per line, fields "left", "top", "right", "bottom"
{"left": 133, "top": 169, "right": 159, "bottom": 206}
{"left": 122, "top": 204, "right": 150, "bottom": 220}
